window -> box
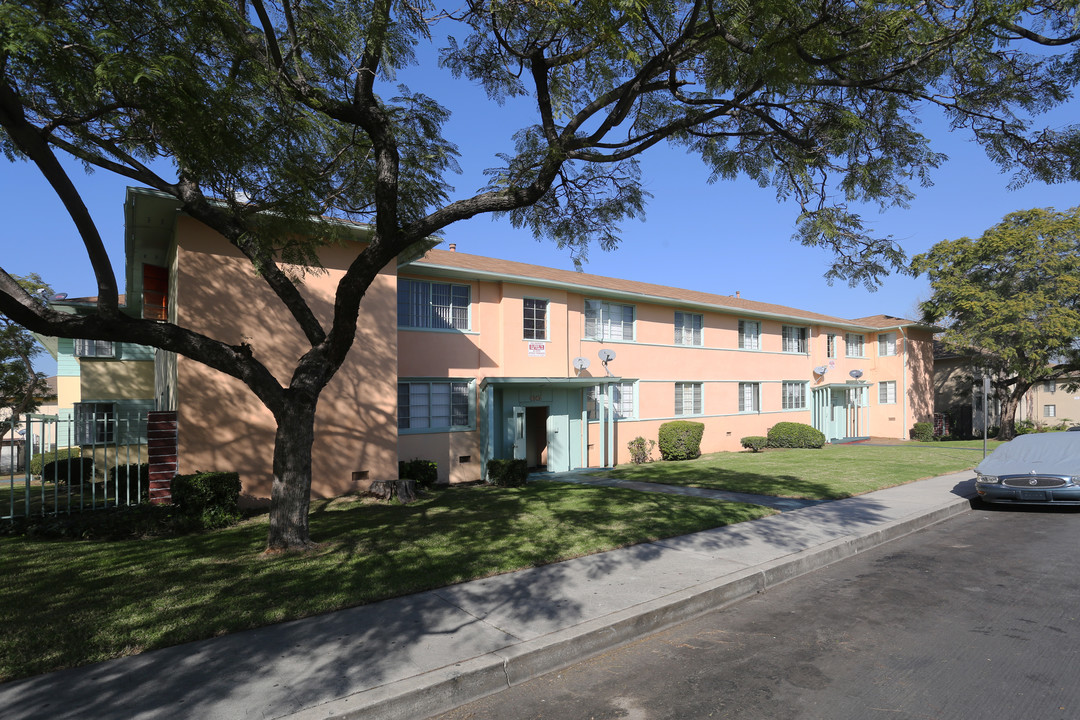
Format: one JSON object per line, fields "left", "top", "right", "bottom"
{"left": 826, "top": 334, "right": 837, "bottom": 358}
{"left": 142, "top": 263, "right": 168, "bottom": 321}
{"left": 878, "top": 332, "right": 897, "bottom": 356}
{"left": 74, "top": 339, "right": 115, "bottom": 358}
{"left": 674, "top": 311, "right": 703, "bottom": 346}
{"left": 523, "top": 298, "right": 548, "bottom": 340}
{"left": 878, "top": 381, "right": 897, "bottom": 404}
{"left": 1044, "top": 381, "right": 1057, "bottom": 393}
{"left": 738, "top": 320, "right": 760, "bottom": 350}
{"left": 398, "top": 279, "right": 470, "bottom": 330}
{"left": 398, "top": 381, "right": 471, "bottom": 430}
{"left": 585, "top": 300, "right": 635, "bottom": 341}
{"left": 782, "top": 325, "right": 808, "bottom": 353}
{"left": 738, "top": 382, "right": 760, "bottom": 412}
{"left": 74, "top": 402, "right": 115, "bottom": 444}
{"left": 675, "top": 382, "right": 703, "bottom": 416}
{"left": 586, "top": 382, "right": 635, "bottom": 420}
{"left": 1045, "top": 404, "right": 1057, "bottom": 417}
{"left": 845, "top": 333, "right": 865, "bottom": 357}
{"left": 782, "top": 381, "right": 806, "bottom": 410}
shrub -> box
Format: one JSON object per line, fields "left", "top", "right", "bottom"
{"left": 767, "top": 422, "right": 826, "bottom": 449}
{"left": 111, "top": 462, "right": 150, "bottom": 484}
{"left": 626, "top": 436, "right": 656, "bottom": 464}
{"left": 171, "top": 471, "right": 241, "bottom": 526}
{"left": 910, "top": 421, "right": 934, "bottom": 441}
{"left": 1013, "top": 419, "right": 1037, "bottom": 435}
{"left": 740, "top": 436, "right": 767, "bottom": 453}
{"left": 398, "top": 458, "right": 438, "bottom": 488}
{"left": 658, "top": 421, "right": 705, "bottom": 461}
{"left": 486, "top": 459, "right": 528, "bottom": 487}
{"left": 39, "top": 456, "right": 95, "bottom": 484}
{"left": 30, "top": 448, "right": 80, "bottom": 475}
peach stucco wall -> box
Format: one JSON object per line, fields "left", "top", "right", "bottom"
{"left": 172, "top": 217, "right": 398, "bottom": 502}
{"left": 399, "top": 271, "right": 935, "bottom": 471}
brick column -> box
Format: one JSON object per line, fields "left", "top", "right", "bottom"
{"left": 147, "top": 411, "right": 178, "bottom": 504}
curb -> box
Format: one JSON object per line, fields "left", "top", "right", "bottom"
{"left": 283, "top": 495, "right": 975, "bottom": 720}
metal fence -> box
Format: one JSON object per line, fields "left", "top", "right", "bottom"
{"left": 2, "top": 412, "right": 150, "bottom": 521}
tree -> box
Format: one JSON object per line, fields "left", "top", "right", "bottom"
{"left": 1, "top": 0, "right": 1079, "bottom": 549}
{"left": 0, "top": 274, "right": 50, "bottom": 426}
{"left": 912, "top": 207, "right": 1080, "bottom": 439}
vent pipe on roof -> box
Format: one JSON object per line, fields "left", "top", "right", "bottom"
{"left": 448, "top": 243, "right": 456, "bottom": 252}
{"left": 735, "top": 290, "right": 741, "bottom": 298}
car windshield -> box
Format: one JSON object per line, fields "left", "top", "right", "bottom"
{"left": 976, "top": 433, "right": 1080, "bottom": 476}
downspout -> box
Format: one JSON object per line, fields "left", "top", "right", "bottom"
{"left": 899, "top": 327, "right": 909, "bottom": 440}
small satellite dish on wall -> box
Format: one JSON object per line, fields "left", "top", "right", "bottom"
{"left": 849, "top": 369, "right": 864, "bottom": 379}
{"left": 572, "top": 357, "right": 590, "bottom": 375}
{"left": 598, "top": 349, "right": 616, "bottom": 363}
{"left": 813, "top": 365, "right": 828, "bottom": 375}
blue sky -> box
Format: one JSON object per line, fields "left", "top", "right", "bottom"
{"left": 3, "top": 33, "right": 1079, "bottom": 375}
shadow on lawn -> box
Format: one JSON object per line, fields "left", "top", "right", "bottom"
{"left": 0, "top": 479, "right": 895, "bottom": 720}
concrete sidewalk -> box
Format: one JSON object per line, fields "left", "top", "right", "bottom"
{"left": 0, "top": 471, "right": 978, "bottom": 720}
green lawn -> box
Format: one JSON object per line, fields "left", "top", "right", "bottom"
{"left": 603, "top": 440, "right": 999, "bottom": 499}
{"left": 0, "top": 481, "right": 771, "bottom": 682}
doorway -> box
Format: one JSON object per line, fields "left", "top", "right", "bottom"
{"left": 525, "top": 406, "right": 549, "bottom": 470}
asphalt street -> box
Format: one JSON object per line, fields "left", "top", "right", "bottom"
{"left": 431, "top": 503, "right": 1080, "bottom": 720}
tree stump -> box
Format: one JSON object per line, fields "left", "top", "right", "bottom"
{"left": 366, "top": 478, "right": 420, "bottom": 504}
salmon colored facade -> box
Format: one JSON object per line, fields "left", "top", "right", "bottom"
{"left": 123, "top": 187, "right": 935, "bottom": 498}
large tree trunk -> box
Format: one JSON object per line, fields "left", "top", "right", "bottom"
{"left": 997, "top": 382, "right": 1031, "bottom": 441}
{"left": 266, "top": 395, "right": 319, "bottom": 551}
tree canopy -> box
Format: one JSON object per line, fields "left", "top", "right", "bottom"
{"left": 0, "top": 274, "right": 51, "bottom": 423}
{"left": 913, "top": 206, "right": 1080, "bottom": 437}
{"left": 1, "top": 0, "right": 1079, "bottom": 548}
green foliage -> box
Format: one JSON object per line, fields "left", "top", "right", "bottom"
{"left": 911, "top": 422, "right": 934, "bottom": 442}
{"left": 626, "top": 436, "right": 656, "bottom": 464}
{"left": 740, "top": 436, "right": 768, "bottom": 453}
{"left": 398, "top": 458, "right": 438, "bottom": 488}
{"left": 1014, "top": 419, "right": 1037, "bottom": 435}
{"left": 485, "top": 459, "right": 528, "bottom": 487}
{"left": 658, "top": 421, "right": 705, "bottom": 461}
{"left": 30, "top": 448, "right": 80, "bottom": 475}
{"left": 767, "top": 422, "right": 826, "bottom": 449}
{"left": 0, "top": 274, "right": 51, "bottom": 418}
{"left": 171, "top": 471, "right": 241, "bottom": 524}
{"left": 39, "top": 457, "right": 94, "bottom": 484}
{"left": 111, "top": 463, "right": 150, "bottom": 484}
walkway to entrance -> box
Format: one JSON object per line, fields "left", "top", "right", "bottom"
{"left": 531, "top": 470, "right": 827, "bottom": 512}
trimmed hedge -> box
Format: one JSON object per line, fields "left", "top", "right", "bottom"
{"left": 39, "top": 457, "right": 94, "bottom": 484}
{"left": 172, "top": 471, "right": 241, "bottom": 526}
{"left": 740, "top": 436, "right": 767, "bottom": 453}
{"left": 30, "top": 448, "right": 81, "bottom": 476}
{"left": 486, "top": 459, "right": 528, "bottom": 487}
{"left": 658, "top": 421, "right": 705, "bottom": 461}
{"left": 766, "top": 422, "right": 825, "bottom": 449}
{"left": 911, "top": 421, "right": 934, "bottom": 442}
{"left": 399, "top": 459, "right": 438, "bottom": 488}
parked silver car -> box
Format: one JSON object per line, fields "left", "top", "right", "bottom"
{"left": 975, "top": 433, "right": 1080, "bottom": 505}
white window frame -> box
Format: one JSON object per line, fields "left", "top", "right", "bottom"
{"left": 74, "top": 402, "right": 116, "bottom": 444}
{"left": 398, "top": 380, "right": 473, "bottom": 431}
{"left": 845, "top": 333, "right": 865, "bottom": 357}
{"left": 826, "top": 334, "right": 837, "bottom": 359}
{"left": 674, "top": 311, "right": 703, "bottom": 346}
{"left": 738, "top": 382, "right": 760, "bottom": 413}
{"left": 398, "top": 279, "right": 471, "bottom": 330}
{"left": 878, "top": 332, "right": 897, "bottom": 357}
{"left": 586, "top": 382, "right": 636, "bottom": 421}
{"left": 523, "top": 297, "right": 548, "bottom": 340}
{"left": 585, "top": 299, "right": 635, "bottom": 341}
{"left": 674, "top": 382, "right": 703, "bottom": 416}
{"left": 782, "top": 325, "right": 809, "bottom": 354}
{"left": 738, "top": 320, "right": 761, "bottom": 350}
{"left": 1045, "top": 404, "right": 1057, "bottom": 417}
{"left": 878, "top": 380, "right": 897, "bottom": 405}
{"left": 74, "top": 339, "right": 116, "bottom": 358}
{"left": 781, "top": 381, "right": 806, "bottom": 410}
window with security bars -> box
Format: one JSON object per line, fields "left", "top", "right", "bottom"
{"left": 585, "top": 300, "right": 634, "bottom": 341}
{"left": 878, "top": 381, "right": 897, "bottom": 404}
{"left": 523, "top": 298, "right": 548, "bottom": 340}
{"left": 675, "top": 382, "right": 702, "bottom": 415}
{"left": 1045, "top": 404, "right": 1057, "bottom": 417}
{"left": 738, "top": 382, "right": 760, "bottom": 412}
{"left": 586, "top": 383, "right": 635, "bottom": 420}
{"left": 398, "top": 381, "right": 470, "bottom": 430}
{"left": 878, "top": 332, "right": 897, "bottom": 356}
{"left": 74, "top": 402, "right": 115, "bottom": 444}
{"left": 782, "top": 326, "right": 808, "bottom": 353}
{"left": 845, "top": 333, "right": 865, "bottom": 357}
{"left": 782, "top": 382, "right": 806, "bottom": 409}
{"left": 826, "top": 334, "right": 837, "bottom": 358}
{"left": 738, "top": 320, "right": 760, "bottom": 350}
{"left": 398, "top": 279, "right": 470, "bottom": 330}
{"left": 674, "top": 311, "right": 703, "bottom": 346}
{"left": 74, "top": 339, "right": 115, "bottom": 358}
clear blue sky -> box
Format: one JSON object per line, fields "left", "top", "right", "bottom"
{"left": 3, "top": 33, "right": 1079, "bottom": 376}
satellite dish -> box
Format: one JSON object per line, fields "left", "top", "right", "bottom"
{"left": 572, "top": 357, "right": 590, "bottom": 371}
{"left": 813, "top": 366, "right": 828, "bottom": 375}
{"left": 849, "top": 369, "right": 864, "bottom": 379}
{"left": 598, "top": 349, "right": 616, "bottom": 363}
{"left": 51, "top": 292, "right": 68, "bottom": 300}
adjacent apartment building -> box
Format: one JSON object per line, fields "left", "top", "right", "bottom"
{"left": 72, "top": 187, "right": 935, "bottom": 500}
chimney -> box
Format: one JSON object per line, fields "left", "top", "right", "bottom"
{"left": 735, "top": 290, "right": 741, "bottom": 298}
{"left": 448, "top": 243, "right": 456, "bottom": 252}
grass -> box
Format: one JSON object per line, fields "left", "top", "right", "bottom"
{"left": 0, "top": 481, "right": 771, "bottom": 682}
{"left": 604, "top": 440, "right": 1000, "bottom": 500}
